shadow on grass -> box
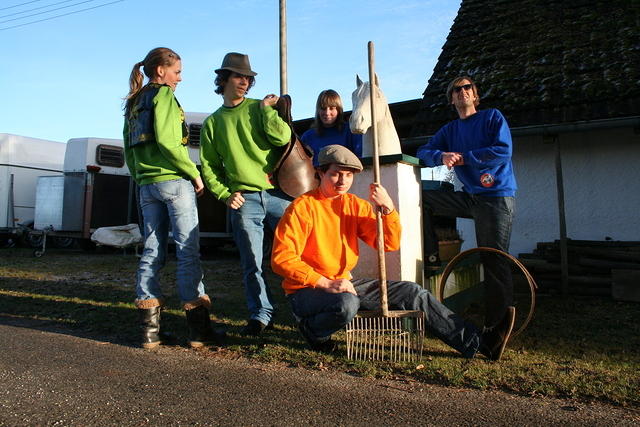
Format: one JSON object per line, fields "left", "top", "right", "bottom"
{"left": 0, "top": 283, "right": 183, "bottom": 348}
{"left": 512, "top": 294, "right": 640, "bottom": 358}
{"left": 0, "top": 271, "right": 303, "bottom": 352}
{"left": 3, "top": 271, "right": 638, "bottom": 359}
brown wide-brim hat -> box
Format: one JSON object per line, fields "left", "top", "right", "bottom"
{"left": 318, "top": 145, "right": 363, "bottom": 172}
{"left": 215, "top": 52, "right": 257, "bottom": 77}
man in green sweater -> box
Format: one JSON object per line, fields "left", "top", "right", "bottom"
{"left": 200, "top": 52, "right": 292, "bottom": 336}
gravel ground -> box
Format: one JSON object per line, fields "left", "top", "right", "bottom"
{"left": 1, "top": 316, "right": 639, "bottom": 427}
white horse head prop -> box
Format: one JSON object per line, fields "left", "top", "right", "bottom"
{"left": 349, "top": 74, "right": 402, "bottom": 158}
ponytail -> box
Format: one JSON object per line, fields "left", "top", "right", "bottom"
{"left": 123, "top": 48, "right": 181, "bottom": 114}
{"left": 124, "top": 61, "right": 145, "bottom": 114}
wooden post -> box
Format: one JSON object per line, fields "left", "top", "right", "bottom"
{"left": 279, "top": 0, "right": 287, "bottom": 95}
{"left": 554, "top": 134, "right": 569, "bottom": 295}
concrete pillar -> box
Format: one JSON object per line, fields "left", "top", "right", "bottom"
{"left": 350, "top": 154, "right": 424, "bottom": 285}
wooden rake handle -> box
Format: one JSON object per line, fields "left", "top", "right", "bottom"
{"left": 368, "top": 41, "right": 389, "bottom": 317}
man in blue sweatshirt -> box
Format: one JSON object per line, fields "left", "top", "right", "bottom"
{"left": 417, "top": 76, "right": 516, "bottom": 346}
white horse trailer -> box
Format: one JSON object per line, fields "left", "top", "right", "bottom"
{"left": 0, "top": 133, "right": 66, "bottom": 244}
{"left": 184, "top": 112, "right": 233, "bottom": 242}
{"left": 33, "top": 137, "right": 138, "bottom": 253}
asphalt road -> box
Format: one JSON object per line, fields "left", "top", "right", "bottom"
{"left": 1, "top": 317, "right": 638, "bottom": 426}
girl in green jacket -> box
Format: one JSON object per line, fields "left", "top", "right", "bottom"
{"left": 124, "top": 47, "right": 223, "bottom": 349}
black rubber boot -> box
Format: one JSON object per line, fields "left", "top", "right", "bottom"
{"left": 138, "top": 307, "right": 175, "bottom": 349}
{"left": 185, "top": 306, "right": 226, "bottom": 348}
{"left": 139, "top": 307, "right": 161, "bottom": 349}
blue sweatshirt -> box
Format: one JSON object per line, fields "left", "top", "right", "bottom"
{"left": 301, "top": 124, "right": 363, "bottom": 166}
{"left": 417, "top": 108, "right": 517, "bottom": 197}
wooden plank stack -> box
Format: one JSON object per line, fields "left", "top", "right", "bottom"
{"left": 518, "top": 240, "right": 640, "bottom": 301}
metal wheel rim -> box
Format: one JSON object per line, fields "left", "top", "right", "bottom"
{"left": 437, "top": 246, "right": 537, "bottom": 337}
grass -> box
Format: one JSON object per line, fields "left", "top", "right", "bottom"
{"left": 1, "top": 246, "right": 639, "bottom": 408}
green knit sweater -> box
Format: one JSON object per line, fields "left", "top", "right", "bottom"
{"left": 199, "top": 98, "right": 291, "bottom": 202}
{"left": 123, "top": 85, "right": 200, "bottom": 185}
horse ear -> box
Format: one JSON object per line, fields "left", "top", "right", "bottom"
{"left": 356, "top": 75, "right": 363, "bottom": 87}
{"left": 374, "top": 73, "right": 380, "bottom": 87}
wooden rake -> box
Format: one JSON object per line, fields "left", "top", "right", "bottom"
{"left": 345, "top": 42, "right": 425, "bottom": 362}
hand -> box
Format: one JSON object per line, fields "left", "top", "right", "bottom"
{"left": 260, "top": 94, "right": 279, "bottom": 108}
{"left": 192, "top": 176, "right": 205, "bottom": 197}
{"left": 315, "top": 277, "right": 357, "bottom": 295}
{"left": 226, "top": 191, "right": 245, "bottom": 210}
{"left": 442, "top": 152, "right": 463, "bottom": 169}
{"left": 369, "top": 183, "right": 394, "bottom": 215}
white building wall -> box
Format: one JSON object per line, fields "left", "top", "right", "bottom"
{"left": 497, "top": 127, "right": 639, "bottom": 256}
{"left": 554, "top": 127, "right": 640, "bottom": 241}
{"left": 497, "top": 133, "right": 561, "bottom": 256}
{"left": 425, "top": 126, "right": 640, "bottom": 257}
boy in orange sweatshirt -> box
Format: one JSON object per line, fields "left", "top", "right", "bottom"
{"left": 272, "top": 145, "right": 515, "bottom": 359}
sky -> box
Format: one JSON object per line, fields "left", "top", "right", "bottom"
{"left": 2, "top": 0, "right": 460, "bottom": 143}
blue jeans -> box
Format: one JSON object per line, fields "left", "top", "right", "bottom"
{"left": 288, "top": 279, "right": 481, "bottom": 357}
{"left": 136, "top": 179, "right": 205, "bottom": 304}
{"left": 423, "top": 190, "right": 515, "bottom": 327}
{"left": 230, "top": 189, "right": 292, "bottom": 325}
{"left": 287, "top": 288, "right": 360, "bottom": 342}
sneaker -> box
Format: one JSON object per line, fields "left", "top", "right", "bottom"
{"left": 265, "top": 319, "right": 276, "bottom": 331}
{"left": 479, "top": 306, "right": 516, "bottom": 361}
{"left": 298, "top": 323, "right": 336, "bottom": 353}
{"left": 241, "top": 319, "right": 272, "bottom": 336}
{"left": 311, "top": 339, "right": 337, "bottom": 353}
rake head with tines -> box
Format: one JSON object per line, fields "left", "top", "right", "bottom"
{"left": 345, "top": 41, "right": 425, "bottom": 363}
{"left": 346, "top": 309, "right": 425, "bottom": 362}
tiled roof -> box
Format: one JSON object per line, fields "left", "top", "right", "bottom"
{"left": 411, "top": 0, "right": 640, "bottom": 137}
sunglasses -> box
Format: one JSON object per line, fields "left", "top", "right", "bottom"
{"left": 453, "top": 83, "right": 473, "bottom": 93}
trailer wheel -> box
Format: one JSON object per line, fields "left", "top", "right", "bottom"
{"left": 24, "top": 231, "right": 44, "bottom": 248}
{"left": 33, "top": 249, "right": 44, "bottom": 258}
{"left": 0, "top": 236, "right": 14, "bottom": 248}
{"left": 52, "top": 236, "right": 75, "bottom": 249}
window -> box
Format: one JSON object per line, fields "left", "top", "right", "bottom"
{"left": 96, "top": 144, "right": 124, "bottom": 168}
